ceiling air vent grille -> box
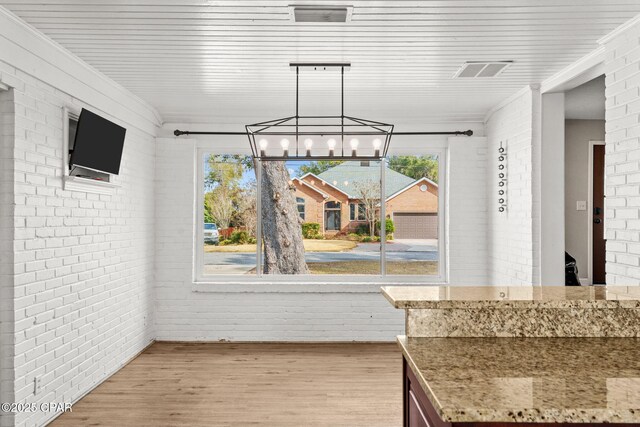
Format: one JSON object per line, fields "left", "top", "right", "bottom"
{"left": 454, "top": 61, "right": 513, "bottom": 78}
{"left": 290, "top": 5, "right": 353, "bottom": 23}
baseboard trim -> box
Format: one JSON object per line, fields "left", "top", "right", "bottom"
{"left": 43, "top": 339, "right": 155, "bottom": 426}
{"left": 155, "top": 340, "right": 397, "bottom": 344}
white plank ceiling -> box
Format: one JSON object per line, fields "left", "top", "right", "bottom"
{"left": 3, "top": 1, "right": 640, "bottom": 126}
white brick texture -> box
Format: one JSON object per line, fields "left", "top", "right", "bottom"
{"left": 448, "top": 137, "right": 489, "bottom": 284}
{"left": 0, "top": 59, "right": 156, "bottom": 427}
{"left": 0, "top": 88, "right": 16, "bottom": 427}
{"left": 485, "top": 88, "right": 539, "bottom": 285}
{"left": 602, "top": 19, "right": 640, "bottom": 284}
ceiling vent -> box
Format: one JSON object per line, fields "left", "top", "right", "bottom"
{"left": 290, "top": 5, "right": 353, "bottom": 23}
{"left": 453, "top": 61, "right": 513, "bottom": 78}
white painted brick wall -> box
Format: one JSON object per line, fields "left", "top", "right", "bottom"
{"left": 602, "top": 19, "right": 640, "bottom": 284}
{"left": 0, "top": 60, "right": 156, "bottom": 427}
{"left": 0, "top": 88, "right": 16, "bottom": 427}
{"left": 485, "top": 88, "right": 538, "bottom": 285}
{"left": 448, "top": 137, "right": 489, "bottom": 284}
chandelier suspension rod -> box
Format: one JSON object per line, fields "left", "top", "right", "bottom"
{"left": 341, "top": 66, "right": 344, "bottom": 157}
{"left": 173, "top": 130, "right": 473, "bottom": 137}
{"left": 296, "top": 66, "right": 299, "bottom": 157}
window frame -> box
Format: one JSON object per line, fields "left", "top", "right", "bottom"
{"left": 296, "top": 197, "right": 305, "bottom": 220}
{"left": 194, "top": 146, "right": 447, "bottom": 286}
{"left": 349, "top": 202, "right": 367, "bottom": 221}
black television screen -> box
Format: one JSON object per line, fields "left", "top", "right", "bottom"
{"left": 70, "top": 108, "right": 126, "bottom": 175}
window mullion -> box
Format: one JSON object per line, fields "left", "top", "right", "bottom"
{"left": 256, "top": 160, "right": 263, "bottom": 277}
{"left": 380, "top": 158, "right": 386, "bottom": 276}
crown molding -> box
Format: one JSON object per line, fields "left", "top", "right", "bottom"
{"left": 484, "top": 85, "right": 539, "bottom": 124}
{"left": 540, "top": 46, "right": 605, "bottom": 94}
{"left": 598, "top": 12, "right": 640, "bottom": 44}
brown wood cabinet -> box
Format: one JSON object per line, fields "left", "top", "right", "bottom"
{"left": 402, "top": 357, "right": 637, "bottom": 427}
{"left": 404, "top": 357, "right": 451, "bottom": 427}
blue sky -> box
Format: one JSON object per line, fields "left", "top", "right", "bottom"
{"left": 204, "top": 157, "right": 313, "bottom": 188}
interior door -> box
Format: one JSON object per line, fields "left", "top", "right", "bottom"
{"left": 592, "top": 144, "right": 606, "bottom": 284}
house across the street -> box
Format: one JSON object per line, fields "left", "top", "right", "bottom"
{"left": 292, "top": 161, "right": 438, "bottom": 239}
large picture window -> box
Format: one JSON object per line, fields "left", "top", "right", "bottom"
{"left": 198, "top": 150, "right": 444, "bottom": 281}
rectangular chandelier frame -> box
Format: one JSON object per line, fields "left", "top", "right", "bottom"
{"left": 246, "top": 62, "right": 394, "bottom": 161}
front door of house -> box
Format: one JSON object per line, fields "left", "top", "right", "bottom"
{"left": 325, "top": 201, "right": 341, "bottom": 231}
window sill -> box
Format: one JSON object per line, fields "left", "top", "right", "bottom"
{"left": 192, "top": 280, "right": 446, "bottom": 294}
{"left": 63, "top": 175, "right": 119, "bottom": 195}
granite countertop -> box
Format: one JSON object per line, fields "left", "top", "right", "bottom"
{"left": 399, "top": 335, "right": 640, "bottom": 424}
{"left": 382, "top": 285, "right": 640, "bottom": 309}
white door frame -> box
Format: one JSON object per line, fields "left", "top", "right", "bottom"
{"left": 587, "top": 140, "right": 605, "bottom": 285}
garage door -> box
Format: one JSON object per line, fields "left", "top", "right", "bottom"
{"left": 393, "top": 213, "right": 438, "bottom": 239}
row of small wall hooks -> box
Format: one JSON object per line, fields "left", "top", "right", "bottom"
{"left": 498, "top": 141, "right": 507, "bottom": 213}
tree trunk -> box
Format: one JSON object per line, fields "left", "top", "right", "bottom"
{"left": 261, "top": 161, "right": 309, "bottom": 274}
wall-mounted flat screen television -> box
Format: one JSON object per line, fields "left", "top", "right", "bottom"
{"left": 69, "top": 108, "right": 126, "bottom": 175}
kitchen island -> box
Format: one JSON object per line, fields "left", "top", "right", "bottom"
{"left": 382, "top": 286, "right": 640, "bottom": 426}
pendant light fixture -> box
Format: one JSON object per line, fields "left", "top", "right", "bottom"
{"left": 245, "top": 63, "right": 394, "bottom": 161}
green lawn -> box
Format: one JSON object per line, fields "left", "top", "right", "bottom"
{"left": 248, "top": 261, "right": 438, "bottom": 275}
{"left": 205, "top": 239, "right": 357, "bottom": 253}
{"left": 307, "top": 260, "right": 438, "bottom": 275}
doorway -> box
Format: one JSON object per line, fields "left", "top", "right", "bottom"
{"left": 563, "top": 75, "right": 605, "bottom": 285}
{"left": 324, "top": 201, "right": 341, "bottom": 231}
{"left": 589, "top": 141, "right": 606, "bottom": 284}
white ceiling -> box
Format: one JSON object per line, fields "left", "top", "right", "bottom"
{"left": 565, "top": 75, "right": 605, "bottom": 120}
{"left": 3, "top": 1, "right": 640, "bottom": 126}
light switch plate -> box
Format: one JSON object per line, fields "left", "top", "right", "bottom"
{"left": 576, "top": 201, "right": 587, "bottom": 211}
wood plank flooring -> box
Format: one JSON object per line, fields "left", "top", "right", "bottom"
{"left": 49, "top": 342, "right": 402, "bottom": 427}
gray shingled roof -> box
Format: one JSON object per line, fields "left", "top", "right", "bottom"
{"left": 316, "top": 161, "right": 416, "bottom": 199}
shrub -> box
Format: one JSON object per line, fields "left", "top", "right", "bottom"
{"left": 375, "top": 218, "right": 395, "bottom": 235}
{"left": 355, "top": 224, "right": 369, "bottom": 236}
{"left": 229, "top": 230, "right": 249, "bottom": 244}
{"left": 301, "top": 222, "right": 322, "bottom": 239}
{"left": 347, "top": 233, "right": 362, "bottom": 242}
{"left": 361, "top": 236, "right": 373, "bottom": 243}
{"left": 219, "top": 239, "right": 232, "bottom": 246}
{"left": 356, "top": 219, "right": 394, "bottom": 237}
{"left": 219, "top": 227, "right": 235, "bottom": 240}
{"left": 247, "top": 236, "right": 257, "bottom": 244}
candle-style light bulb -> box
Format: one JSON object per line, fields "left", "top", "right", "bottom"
{"left": 304, "top": 138, "right": 313, "bottom": 157}
{"left": 372, "top": 138, "right": 382, "bottom": 157}
{"left": 280, "top": 138, "right": 290, "bottom": 157}
{"left": 327, "top": 138, "right": 337, "bottom": 157}
{"left": 258, "top": 138, "right": 268, "bottom": 157}
{"left": 350, "top": 138, "right": 359, "bottom": 157}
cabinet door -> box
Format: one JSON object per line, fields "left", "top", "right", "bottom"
{"left": 404, "top": 357, "right": 452, "bottom": 427}
{"left": 408, "top": 389, "right": 431, "bottom": 427}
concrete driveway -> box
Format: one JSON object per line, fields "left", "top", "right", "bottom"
{"left": 203, "top": 238, "right": 438, "bottom": 274}
{"left": 354, "top": 239, "right": 438, "bottom": 253}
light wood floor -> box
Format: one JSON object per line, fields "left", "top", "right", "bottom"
{"left": 50, "top": 342, "right": 402, "bottom": 427}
